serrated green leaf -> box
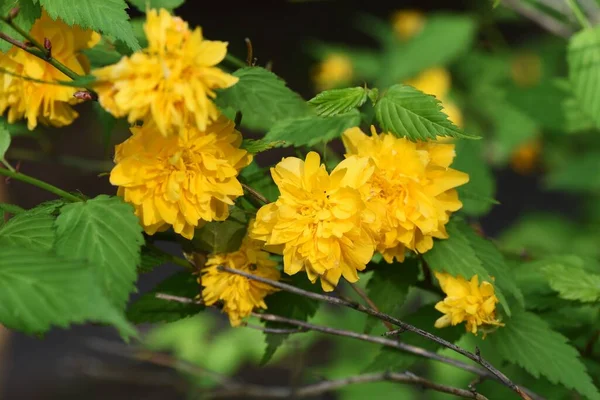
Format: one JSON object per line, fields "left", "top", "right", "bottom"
{"left": 0, "top": 210, "right": 55, "bottom": 250}
{"left": 127, "top": 271, "right": 203, "bottom": 323}
{"left": 0, "top": 120, "right": 10, "bottom": 159}
{"left": 0, "top": 0, "right": 41, "bottom": 52}
{"left": 0, "top": 203, "right": 25, "bottom": 215}
{"left": 54, "top": 195, "right": 144, "bottom": 309}
{"left": 264, "top": 110, "right": 361, "bottom": 147}
{"left": 241, "top": 139, "right": 284, "bottom": 154}
{"left": 363, "top": 259, "right": 419, "bottom": 334}
{"left": 489, "top": 308, "right": 599, "bottom": 400}
{"left": 215, "top": 67, "right": 311, "bottom": 131}
{"left": 542, "top": 259, "right": 600, "bottom": 303}
{"left": 453, "top": 139, "right": 496, "bottom": 217}
{"left": 0, "top": 246, "right": 135, "bottom": 337}
{"left": 138, "top": 245, "right": 171, "bottom": 273}
{"left": 191, "top": 206, "right": 248, "bottom": 254}
{"left": 545, "top": 152, "right": 600, "bottom": 193}
{"left": 40, "top": 0, "right": 140, "bottom": 51}
{"left": 375, "top": 84, "right": 474, "bottom": 141}
{"left": 261, "top": 274, "right": 320, "bottom": 364}
{"left": 568, "top": 25, "right": 600, "bottom": 128}
{"left": 127, "top": 0, "right": 184, "bottom": 12}
{"left": 308, "top": 87, "right": 368, "bottom": 117}
{"left": 423, "top": 219, "right": 511, "bottom": 315}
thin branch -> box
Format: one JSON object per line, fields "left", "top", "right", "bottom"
{"left": 501, "top": 0, "right": 574, "bottom": 37}
{"left": 348, "top": 282, "right": 394, "bottom": 331}
{"left": 241, "top": 321, "right": 308, "bottom": 334}
{"left": 217, "top": 266, "right": 536, "bottom": 400}
{"left": 242, "top": 183, "right": 269, "bottom": 205}
{"left": 0, "top": 167, "right": 82, "bottom": 202}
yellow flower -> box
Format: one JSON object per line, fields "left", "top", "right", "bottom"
{"left": 434, "top": 272, "right": 504, "bottom": 335}
{"left": 0, "top": 11, "right": 100, "bottom": 130}
{"left": 392, "top": 10, "right": 425, "bottom": 40}
{"left": 404, "top": 67, "right": 463, "bottom": 127}
{"left": 93, "top": 8, "right": 238, "bottom": 137}
{"left": 510, "top": 138, "right": 541, "bottom": 175}
{"left": 312, "top": 53, "right": 353, "bottom": 92}
{"left": 342, "top": 127, "right": 469, "bottom": 263}
{"left": 201, "top": 234, "right": 281, "bottom": 326}
{"left": 110, "top": 116, "right": 252, "bottom": 239}
{"left": 251, "top": 152, "right": 376, "bottom": 291}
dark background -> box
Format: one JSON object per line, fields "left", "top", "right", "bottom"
{"left": 0, "top": 1, "right": 573, "bottom": 398}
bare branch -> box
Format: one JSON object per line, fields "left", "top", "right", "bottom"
{"left": 217, "top": 266, "right": 537, "bottom": 400}
{"left": 348, "top": 282, "right": 394, "bottom": 330}
{"left": 501, "top": 0, "right": 573, "bottom": 38}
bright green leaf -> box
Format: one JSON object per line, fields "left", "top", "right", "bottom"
{"left": 241, "top": 139, "right": 285, "bottom": 154}
{"left": 0, "top": 203, "right": 25, "bottom": 216}
{"left": 0, "top": 120, "right": 10, "bottom": 159}
{"left": 546, "top": 152, "right": 600, "bottom": 193}
{"left": 264, "top": 110, "right": 361, "bottom": 147}
{"left": 215, "top": 67, "right": 311, "bottom": 132}
{"left": 568, "top": 25, "right": 600, "bottom": 128}
{"left": 127, "top": 271, "right": 204, "bottom": 323}
{"left": 489, "top": 308, "right": 599, "bottom": 400}
{"left": 127, "top": 0, "right": 185, "bottom": 12}
{"left": 308, "top": 87, "right": 368, "bottom": 117}
{"left": 0, "top": 0, "right": 41, "bottom": 52}
{"left": 541, "top": 258, "right": 600, "bottom": 303}
{"left": 375, "top": 84, "right": 475, "bottom": 141}
{"left": 505, "top": 80, "right": 568, "bottom": 131}
{"left": 191, "top": 206, "right": 248, "bottom": 254}
{"left": 83, "top": 37, "right": 123, "bottom": 67}
{"left": 54, "top": 195, "right": 144, "bottom": 309}
{"left": 40, "top": 0, "right": 140, "bottom": 51}
{"left": 0, "top": 246, "right": 135, "bottom": 337}
{"left": 0, "top": 210, "right": 55, "bottom": 250}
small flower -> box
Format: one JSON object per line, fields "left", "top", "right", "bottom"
{"left": 93, "top": 8, "right": 238, "bottom": 137}
{"left": 0, "top": 11, "right": 100, "bottom": 130}
{"left": 312, "top": 53, "right": 353, "bottom": 92}
{"left": 510, "top": 138, "right": 541, "bottom": 175}
{"left": 404, "top": 67, "right": 463, "bottom": 127}
{"left": 392, "top": 10, "right": 425, "bottom": 40}
{"left": 201, "top": 234, "right": 281, "bottom": 326}
{"left": 342, "top": 127, "right": 469, "bottom": 263}
{"left": 251, "top": 151, "right": 376, "bottom": 291}
{"left": 434, "top": 272, "right": 504, "bottom": 335}
{"left": 110, "top": 116, "right": 252, "bottom": 239}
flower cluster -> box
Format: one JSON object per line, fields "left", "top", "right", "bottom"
{"left": 0, "top": 11, "right": 100, "bottom": 130}
{"left": 94, "top": 8, "right": 238, "bottom": 137}
{"left": 434, "top": 272, "right": 503, "bottom": 335}
{"left": 201, "top": 234, "right": 281, "bottom": 326}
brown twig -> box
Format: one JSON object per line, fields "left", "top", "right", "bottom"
{"left": 217, "top": 266, "right": 536, "bottom": 400}
{"left": 242, "top": 183, "right": 269, "bottom": 205}
{"left": 241, "top": 321, "right": 308, "bottom": 334}
{"left": 501, "top": 0, "right": 573, "bottom": 38}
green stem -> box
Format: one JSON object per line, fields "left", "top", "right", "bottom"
{"left": 224, "top": 53, "right": 247, "bottom": 69}
{"left": 0, "top": 168, "right": 82, "bottom": 202}
{"left": 1, "top": 158, "right": 14, "bottom": 172}
{"left": 7, "top": 148, "right": 114, "bottom": 173}
{"left": 567, "top": 0, "right": 592, "bottom": 29}
{"left": 0, "top": 66, "right": 85, "bottom": 88}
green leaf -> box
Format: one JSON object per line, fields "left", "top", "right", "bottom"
{"left": 379, "top": 14, "right": 476, "bottom": 86}
{"left": 0, "top": 210, "right": 55, "bottom": 250}
{"left": 488, "top": 307, "right": 599, "bottom": 400}
{"left": 83, "top": 37, "right": 123, "bottom": 68}
{"left": 264, "top": 110, "right": 361, "bottom": 147}
{"left": 568, "top": 25, "right": 600, "bottom": 128}
{"left": 308, "top": 87, "right": 368, "bottom": 117}
{"left": 505, "top": 80, "right": 568, "bottom": 131}
{"left": 67, "top": 74, "right": 97, "bottom": 88}
{"left": 0, "top": 0, "right": 41, "bottom": 52}
{"left": 40, "top": 0, "right": 140, "bottom": 51}
{"left": 215, "top": 67, "right": 311, "bottom": 132}
{"left": 240, "top": 163, "right": 279, "bottom": 203}
{"left": 138, "top": 245, "right": 172, "bottom": 273}
{"left": 0, "top": 120, "right": 10, "bottom": 160}
{"left": 191, "top": 206, "right": 248, "bottom": 254}
{"left": 0, "top": 203, "right": 25, "bottom": 216}
{"left": 375, "top": 84, "right": 474, "bottom": 141}
{"left": 546, "top": 152, "right": 600, "bottom": 193}
{"left": 261, "top": 274, "right": 320, "bottom": 364}
{"left": 541, "top": 257, "right": 600, "bottom": 303}
{"left": 363, "top": 258, "right": 419, "bottom": 334}
{"left": 423, "top": 219, "right": 515, "bottom": 315}
{"left": 54, "top": 195, "right": 144, "bottom": 309}
{"left": 453, "top": 139, "right": 497, "bottom": 217}
{"left": 0, "top": 246, "right": 135, "bottom": 336}
{"left": 127, "top": 271, "right": 203, "bottom": 324}
{"left": 127, "top": 0, "right": 185, "bottom": 12}
{"left": 241, "top": 139, "right": 284, "bottom": 154}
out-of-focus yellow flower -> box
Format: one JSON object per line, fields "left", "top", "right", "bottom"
{"left": 251, "top": 151, "right": 376, "bottom": 291}
{"left": 110, "top": 116, "right": 252, "bottom": 239}
{"left": 94, "top": 8, "right": 238, "bottom": 137}
{"left": 392, "top": 10, "right": 425, "bottom": 40}
{"left": 201, "top": 234, "right": 281, "bottom": 326}
{"left": 434, "top": 272, "right": 504, "bottom": 336}
{"left": 511, "top": 52, "right": 542, "bottom": 88}
{"left": 343, "top": 127, "right": 469, "bottom": 263}
{"left": 312, "top": 53, "right": 353, "bottom": 91}
{"left": 404, "top": 67, "right": 463, "bottom": 127}
{"left": 510, "top": 138, "right": 541, "bottom": 175}
{"left": 0, "top": 11, "right": 100, "bottom": 130}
